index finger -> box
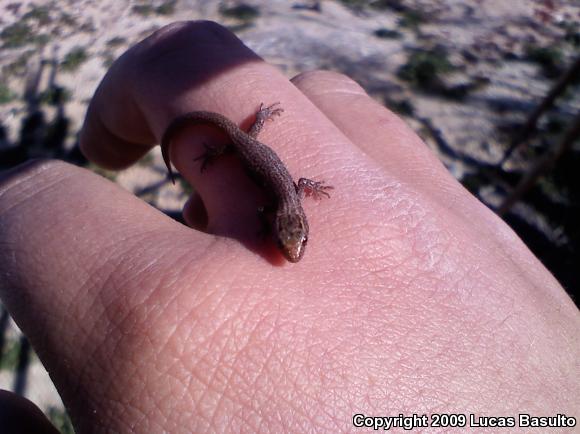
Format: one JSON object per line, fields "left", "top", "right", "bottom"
{"left": 80, "top": 20, "right": 371, "bottom": 266}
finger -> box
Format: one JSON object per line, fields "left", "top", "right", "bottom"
{"left": 80, "top": 105, "right": 153, "bottom": 169}
{"left": 0, "top": 160, "right": 215, "bottom": 431}
{"left": 291, "top": 70, "right": 507, "bottom": 236}
{"left": 0, "top": 390, "right": 60, "bottom": 434}
{"left": 80, "top": 21, "right": 367, "bottom": 259}
{"left": 79, "top": 20, "right": 258, "bottom": 169}
{"left": 291, "top": 70, "right": 457, "bottom": 197}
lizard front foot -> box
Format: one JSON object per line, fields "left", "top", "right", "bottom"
{"left": 296, "top": 178, "right": 334, "bottom": 200}
{"left": 257, "top": 102, "right": 284, "bottom": 122}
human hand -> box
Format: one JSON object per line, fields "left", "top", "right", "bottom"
{"left": 0, "top": 21, "right": 578, "bottom": 433}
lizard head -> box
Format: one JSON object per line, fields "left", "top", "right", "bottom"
{"left": 274, "top": 213, "right": 309, "bottom": 263}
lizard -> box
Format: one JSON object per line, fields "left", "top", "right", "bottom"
{"left": 160, "top": 103, "right": 332, "bottom": 262}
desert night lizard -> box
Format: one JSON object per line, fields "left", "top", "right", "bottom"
{"left": 160, "top": 103, "right": 333, "bottom": 262}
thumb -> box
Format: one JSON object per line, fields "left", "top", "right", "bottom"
{"left": 0, "top": 159, "right": 208, "bottom": 431}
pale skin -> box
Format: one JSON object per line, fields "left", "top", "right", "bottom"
{"left": 0, "top": 21, "right": 578, "bottom": 433}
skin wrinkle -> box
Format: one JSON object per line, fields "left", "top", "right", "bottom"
{"left": 249, "top": 342, "right": 292, "bottom": 406}
{"left": 297, "top": 338, "right": 351, "bottom": 413}
{"left": 412, "top": 202, "right": 498, "bottom": 304}
{"left": 279, "top": 122, "right": 340, "bottom": 160}
{"left": 206, "top": 372, "right": 239, "bottom": 432}
{"left": 0, "top": 183, "right": 62, "bottom": 237}
{"left": 148, "top": 366, "right": 192, "bottom": 432}
{"left": 99, "top": 241, "right": 196, "bottom": 337}
{"left": 61, "top": 319, "right": 106, "bottom": 403}
{"left": 78, "top": 231, "right": 170, "bottom": 309}
{"left": 123, "top": 334, "right": 193, "bottom": 422}
{"left": 178, "top": 370, "right": 205, "bottom": 420}
{"left": 125, "top": 245, "right": 208, "bottom": 327}
{"left": 177, "top": 372, "right": 213, "bottom": 434}
{"left": 212, "top": 364, "right": 251, "bottom": 427}
{"left": 259, "top": 384, "right": 320, "bottom": 432}
{"left": 70, "top": 377, "right": 110, "bottom": 433}
{"left": 65, "top": 250, "right": 112, "bottom": 329}
{"left": 194, "top": 387, "right": 222, "bottom": 433}
{"left": 114, "top": 384, "right": 152, "bottom": 434}
{"left": 234, "top": 410, "right": 262, "bottom": 434}
{"left": 123, "top": 396, "right": 151, "bottom": 434}
{"left": 440, "top": 189, "right": 557, "bottom": 294}
{"left": 118, "top": 347, "right": 159, "bottom": 425}
{"left": 238, "top": 317, "right": 278, "bottom": 382}
{"left": 217, "top": 309, "right": 280, "bottom": 403}
{"left": 71, "top": 294, "right": 151, "bottom": 430}
{"left": 166, "top": 392, "right": 196, "bottom": 434}
{"left": 223, "top": 309, "right": 315, "bottom": 427}
{"left": 0, "top": 161, "right": 49, "bottom": 193}
{"left": 261, "top": 318, "right": 304, "bottom": 397}
{"left": 262, "top": 369, "right": 307, "bottom": 422}
{"left": 157, "top": 353, "right": 194, "bottom": 403}
{"left": 151, "top": 304, "right": 205, "bottom": 377}
{"left": 180, "top": 291, "right": 231, "bottom": 358}
{"left": 72, "top": 251, "right": 138, "bottom": 351}
{"left": 207, "top": 325, "right": 247, "bottom": 397}
{"left": 0, "top": 177, "right": 133, "bottom": 427}
{"left": 181, "top": 329, "right": 225, "bottom": 390}
{"left": 0, "top": 177, "right": 81, "bottom": 262}
{"left": 188, "top": 317, "right": 251, "bottom": 417}
{"left": 182, "top": 284, "right": 249, "bottom": 367}
{"left": 244, "top": 100, "right": 345, "bottom": 179}
{"left": 216, "top": 70, "right": 276, "bottom": 113}
{"left": 0, "top": 175, "right": 78, "bottom": 219}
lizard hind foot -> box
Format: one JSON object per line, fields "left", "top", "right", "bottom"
{"left": 193, "top": 142, "right": 224, "bottom": 172}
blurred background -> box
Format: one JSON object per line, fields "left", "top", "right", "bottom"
{"left": 0, "top": 0, "right": 578, "bottom": 431}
